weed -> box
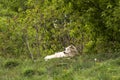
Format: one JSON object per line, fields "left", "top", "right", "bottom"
{"left": 4, "top": 60, "right": 19, "bottom": 69}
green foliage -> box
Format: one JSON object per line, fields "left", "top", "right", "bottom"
{"left": 23, "top": 69, "right": 36, "bottom": 77}
{"left": 4, "top": 60, "right": 19, "bottom": 68}
{"left": 0, "top": 0, "right": 120, "bottom": 58}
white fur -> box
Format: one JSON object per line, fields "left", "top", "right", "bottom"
{"left": 64, "top": 45, "right": 78, "bottom": 57}
{"left": 44, "top": 45, "right": 78, "bottom": 61}
{"left": 44, "top": 52, "right": 66, "bottom": 61}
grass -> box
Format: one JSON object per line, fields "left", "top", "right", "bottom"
{"left": 0, "top": 54, "right": 120, "bottom": 80}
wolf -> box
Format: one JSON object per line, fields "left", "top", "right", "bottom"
{"left": 44, "top": 45, "right": 78, "bottom": 61}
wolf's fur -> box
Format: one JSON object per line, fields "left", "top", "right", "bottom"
{"left": 64, "top": 45, "right": 78, "bottom": 57}
{"left": 44, "top": 45, "right": 78, "bottom": 61}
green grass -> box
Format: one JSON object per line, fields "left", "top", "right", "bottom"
{"left": 0, "top": 55, "right": 120, "bottom": 80}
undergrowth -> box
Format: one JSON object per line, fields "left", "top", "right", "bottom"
{"left": 0, "top": 54, "right": 120, "bottom": 80}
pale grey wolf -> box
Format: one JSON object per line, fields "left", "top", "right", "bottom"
{"left": 44, "top": 45, "right": 78, "bottom": 61}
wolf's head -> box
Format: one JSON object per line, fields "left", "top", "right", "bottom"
{"left": 64, "top": 45, "right": 78, "bottom": 55}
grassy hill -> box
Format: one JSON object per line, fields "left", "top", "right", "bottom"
{"left": 0, "top": 54, "right": 120, "bottom": 80}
